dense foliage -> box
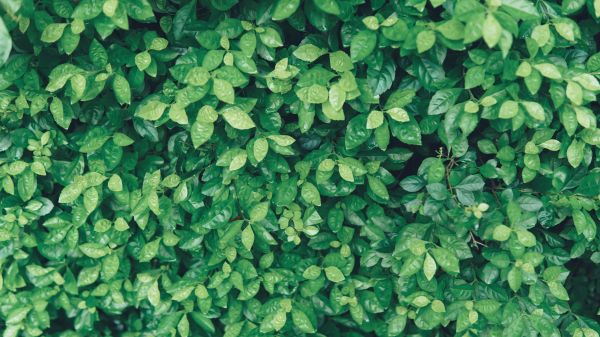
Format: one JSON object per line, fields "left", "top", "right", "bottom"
{"left": 1, "top": 0, "right": 600, "bottom": 335}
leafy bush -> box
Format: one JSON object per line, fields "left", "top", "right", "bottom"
{"left": 2, "top": 0, "right": 600, "bottom": 335}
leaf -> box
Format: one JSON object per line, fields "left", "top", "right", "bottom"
{"left": 59, "top": 182, "right": 84, "bottom": 203}
{"left": 301, "top": 182, "right": 321, "bottom": 206}
{"left": 173, "top": 0, "right": 196, "bottom": 40}
{"left": 293, "top": 44, "right": 327, "bottom": 62}
{"left": 0, "top": 18, "right": 11, "bottom": 66}
{"left": 222, "top": 109, "right": 255, "bottom": 129}
{"left": 313, "top": 0, "right": 341, "bottom": 15}
{"left": 428, "top": 89, "right": 461, "bottom": 115}
{"left": 567, "top": 139, "right": 584, "bottom": 168}
{"left": 324, "top": 266, "right": 345, "bottom": 282}
{"left": 241, "top": 225, "right": 254, "bottom": 250}
{"left": 17, "top": 170, "right": 36, "bottom": 202}
{"left": 135, "top": 99, "right": 168, "bottom": 121}
{"left": 302, "top": 265, "right": 322, "bottom": 279}
{"left": 547, "top": 281, "right": 569, "bottom": 300}
{"left": 498, "top": 100, "right": 518, "bottom": 119}
{"left": 417, "top": 30, "right": 436, "bottom": 53}
{"left": 46, "top": 64, "right": 83, "bottom": 92}
{"left": 345, "top": 115, "right": 371, "bottom": 150}
{"left": 272, "top": 0, "right": 301, "bottom": 20}
{"left": 250, "top": 201, "right": 269, "bottom": 222}
{"left": 135, "top": 51, "right": 152, "bottom": 71}
{"left": 213, "top": 78, "right": 235, "bottom": 104}
{"left": 482, "top": 14, "right": 502, "bottom": 48}
{"left": 534, "top": 63, "right": 562, "bottom": 80}
{"left": 455, "top": 175, "right": 484, "bottom": 191}
{"left": 493, "top": 225, "right": 512, "bottom": 241}
{"left": 296, "top": 85, "right": 329, "bottom": 104}
{"left": 190, "top": 121, "right": 214, "bottom": 148}
{"left": 259, "top": 27, "right": 283, "bottom": 48}
{"left": 367, "top": 175, "right": 389, "bottom": 200}
{"left": 41, "top": 23, "right": 67, "bottom": 43}
{"left": 80, "top": 243, "right": 110, "bottom": 258}
{"left": 575, "top": 172, "right": 600, "bottom": 196}
{"left": 329, "top": 51, "right": 353, "bottom": 72}
{"left": 507, "top": 267, "right": 523, "bottom": 292}
{"left": 253, "top": 138, "right": 269, "bottom": 162}
{"left": 501, "top": 0, "right": 540, "bottom": 20}
{"left": 430, "top": 248, "right": 460, "bottom": 273}
{"left": 139, "top": 239, "right": 161, "bottom": 262}
{"left": 521, "top": 101, "right": 545, "bottom": 120}
{"left": 350, "top": 30, "right": 377, "bottom": 62}
{"left": 292, "top": 308, "right": 316, "bottom": 333}
{"left": 113, "top": 74, "right": 131, "bottom": 105}
{"left": 423, "top": 253, "right": 437, "bottom": 281}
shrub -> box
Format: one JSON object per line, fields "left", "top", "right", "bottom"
{"left": 1, "top": 0, "right": 600, "bottom": 336}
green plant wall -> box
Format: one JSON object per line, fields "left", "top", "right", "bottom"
{"left": 1, "top": 0, "right": 600, "bottom": 336}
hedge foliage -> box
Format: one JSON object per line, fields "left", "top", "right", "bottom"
{"left": 1, "top": 0, "right": 600, "bottom": 335}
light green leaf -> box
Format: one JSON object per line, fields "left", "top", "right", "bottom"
{"left": 223, "top": 109, "right": 255, "bottom": 129}
{"left": 213, "top": 78, "right": 235, "bottom": 104}
{"left": 41, "top": 23, "right": 67, "bottom": 43}
{"left": 417, "top": 30, "right": 436, "bottom": 53}
{"left": 135, "top": 99, "right": 168, "bottom": 121}
{"left": 350, "top": 30, "right": 377, "bottom": 62}
{"left": 324, "top": 266, "right": 345, "bottom": 282}
{"left": 293, "top": 44, "right": 327, "bottom": 62}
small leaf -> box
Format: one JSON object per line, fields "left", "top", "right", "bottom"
{"left": 324, "top": 266, "right": 345, "bottom": 282}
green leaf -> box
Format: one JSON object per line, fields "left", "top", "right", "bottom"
{"left": 135, "top": 51, "right": 152, "bottom": 71}
{"left": 430, "top": 248, "right": 460, "bottom": 273}
{"left": 521, "top": 101, "right": 545, "bottom": 120}
{"left": 41, "top": 23, "right": 67, "bottom": 43}
{"left": 493, "top": 225, "right": 512, "bottom": 241}
{"left": 113, "top": 74, "right": 131, "bottom": 105}
{"left": 417, "top": 30, "right": 436, "bottom": 53}
{"left": 0, "top": 17, "right": 11, "bottom": 66}
{"left": 222, "top": 109, "right": 255, "bottom": 129}
{"left": 292, "top": 308, "right": 316, "bottom": 333}
{"left": 313, "top": 0, "right": 341, "bottom": 15}
{"left": 259, "top": 27, "right": 283, "bottom": 48}
{"left": 80, "top": 243, "right": 110, "bottom": 258}
{"left": 428, "top": 89, "right": 461, "bottom": 115}
{"left": 59, "top": 181, "right": 84, "bottom": 203}
{"left": 213, "top": 78, "right": 235, "bottom": 104}
{"left": 139, "top": 238, "right": 161, "bottom": 262}
{"left": 250, "top": 201, "right": 269, "bottom": 222}
{"left": 296, "top": 84, "right": 329, "bottom": 104}
{"left": 135, "top": 99, "right": 168, "bottom": 121}
{"left": 423, "top": 253, "right": 437, "bottom": 281}
{"left": 241, "top": 225, "right": 254, "bottom": 250}
{"left": 302, "top": 265, "right": 322, "bottom": 279}
{"left": 367, "top": 175, "right": 389, "bottom": 200}
{"left": 272, "top": 0, "right": 301, "bottom": 20}
{"left": 482, "top": 14, "right": 502, "bottom": 48}
{"left": 534, "top": 63, "right": 562, "bottom": 80}
{"left": 301, "top": 182, "right": 321, "bottom": 206}
{"left": 253, "top": 138, "right": 269, "bottom": 162}
{"left": 345, "top": 115, "right": 372, "bottom": 150}
{"left": 498, "top": 100, "right": 519, "bottom": 119}
{"left": 46, "top": 64, "right": 83, "bottom": 92}
{"left": 501, "top": 0, "right": 540, "bottom": 20}
{"left": 17, "top": 169, "right": 36, "bottom": 202}
{"left": 350, "top": 30, "right": 377, "bottom": 62}
{"left": 324, "top": 266, "right": 345, "bottom": 282}
{"left": 190, "top": 121, "right": 214, "bottom": 148}
{"left": 294, "top": 44, "right": 327, "bottom": 62}
{"left": 547, "top": 281, "right": 570, "bottom": 300}
{"left": 329, "top": 51, "right": 353, "bottom": 72}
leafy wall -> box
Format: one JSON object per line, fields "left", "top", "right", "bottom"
{"left": 1, "top": 0, "right": 600, "bottom": 336}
